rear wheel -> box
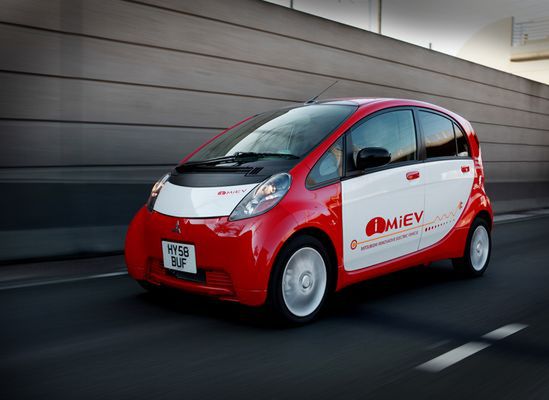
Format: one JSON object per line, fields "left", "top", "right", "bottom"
{"left": 269, "top": 235, "right": 332, "bottom": 324}
{"left": 452, "top": 217, "right": 491, "bottom": 277}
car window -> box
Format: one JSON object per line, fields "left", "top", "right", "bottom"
{"left": 349, "top": 110, "right": 416, "bottom": 168}
{"left": 188, "top": 104, "right": 356, "bottom": 162}
{"left": 454, "top": 123, "right": 470, "bottom": 157}
{"left": 306, "top": 137, "right": 344, "bottom": 188}
{"left": 419, "top": 111, "right": 456, "bottom": 158}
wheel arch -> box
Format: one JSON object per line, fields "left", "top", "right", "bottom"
{"left": 475, "top": 209, "right": 493, "bottom": 229}
{"left": 270, "top": 226, "right": 339, "bottom": 294}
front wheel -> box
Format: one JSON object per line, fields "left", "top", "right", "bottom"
{"left": 452, "top": 218, "right": 492, "bottom": 277}
{"left": 269, "top": 235, "right": 332, "bottom": 324}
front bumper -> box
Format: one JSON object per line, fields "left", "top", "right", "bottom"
{"left": 125, "top": 206, "right": 297, "bottom": 306}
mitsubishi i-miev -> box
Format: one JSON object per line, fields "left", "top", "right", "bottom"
{"left": 125, "top": 98, "right": 493, "bottom": 323}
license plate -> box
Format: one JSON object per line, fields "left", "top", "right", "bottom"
{"left": 161, "top": 241, "right": 197, "bottom": 274}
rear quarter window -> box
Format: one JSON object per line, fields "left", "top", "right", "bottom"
{"left": 454, "top": 123, "right": 470, "bottom": 157}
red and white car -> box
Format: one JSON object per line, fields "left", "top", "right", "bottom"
{"left": 125, "top": 98, "right": 493, "bottom": 323}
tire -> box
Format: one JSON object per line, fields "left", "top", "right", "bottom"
{"left": 269, "top": 235, "right": 333, "bottom": 324}
{"left": 452, "top": 217, "right": 492, "bottom": 277}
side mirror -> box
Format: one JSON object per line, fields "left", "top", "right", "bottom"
{"left": 355, "top": 147, "right": 391, "bottom": 170}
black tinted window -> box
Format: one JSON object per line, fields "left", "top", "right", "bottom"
{"left": 349, "top": 110, "right": 416, "bottom": 167}
{"left": 306, "top": 137, "right": 343, "bottom": 188}
{"left": 454, "top": 123, "right": 469, "bottom": 157}
{"left": 419, "top": 111, "right": 456, "bottom": 158}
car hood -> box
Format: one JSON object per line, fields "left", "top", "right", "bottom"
{"left": 153, "top": 181, "right": 258, "bottom": 218}
{"left": 153, "top": 159, "right": 298, "bottom": 218}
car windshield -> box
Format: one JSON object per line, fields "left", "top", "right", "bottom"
{"left": 187, "top": 104, "right": 356, "bottom": 162}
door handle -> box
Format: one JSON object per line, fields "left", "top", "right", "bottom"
{"left": 461, "top": 165, "right": 470, "bottom": 173}
{"left": 406, "top": 171, "right": 420, "bottom": 181}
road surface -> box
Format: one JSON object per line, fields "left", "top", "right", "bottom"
{"left": 1, "top": 216, "right": 549, "bottom": 399}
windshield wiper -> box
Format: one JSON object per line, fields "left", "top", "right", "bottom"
{"left": 182, "top": 152, "right": 299, "bottom": 167}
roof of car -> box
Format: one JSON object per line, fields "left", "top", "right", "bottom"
{"left": 318, "top": 98, "right": 437, "bottom": 107}
{"left": 319, "top": 97, "right": 464, "bottom": 118}
{"left": 316, "top": 97, "right": 471, "bottom": 130}
{"left": 317, "top": 98, "right": 380, "bottom": 106}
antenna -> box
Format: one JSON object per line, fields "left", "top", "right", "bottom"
{"left": 305, "top": 80, "right": 339, "bottom": 104}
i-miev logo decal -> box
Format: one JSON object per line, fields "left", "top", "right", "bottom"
{"left": 217, "top": 189, "right": 247, "bottom": 196}
{"left": 366, "top": 211, "right": 424, "bottom": 237}
{"left": 350, "top": 201, "right": 464, "bottom": 250}
{"left": 350, "top": 211, "right": 424, "bottom": 250}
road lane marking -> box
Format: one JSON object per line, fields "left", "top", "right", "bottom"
{"left": 417, "top": 323, "right": 528, "bottom": 372}
{"left": 482, "top": 324, "right": 528, "bottom": 340}
{"left": 417, "top": 342, "right": 490, "bottom": 372}
{"left": 0, "top": 271, "right": 128, "bottom": 290}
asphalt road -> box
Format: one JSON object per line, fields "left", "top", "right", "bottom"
{"left": 1, "top": 217, "right": 549, "bottom": 399}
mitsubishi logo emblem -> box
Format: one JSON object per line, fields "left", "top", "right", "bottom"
{"left": 172, "top": 220, "right": 181, "bottom": 234}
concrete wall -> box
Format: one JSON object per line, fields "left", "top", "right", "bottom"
{"left": 1, "top": 0, "right": 548, "bottom": 262}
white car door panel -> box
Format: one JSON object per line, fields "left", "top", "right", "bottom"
{"left": 341, "top": 108, "right": 425, "bottom": 271}
{"left": 418, "top": 159, "right": 474, "bottom": 250}
{"left": 342, "top": 164, "right": 426, "bottom": 271}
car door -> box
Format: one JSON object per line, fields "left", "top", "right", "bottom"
{"left": 416, "top": 109, "right": 475, "bottom": 250}
{"left": 342, "top": 109, "right": 426, "bottom": 271}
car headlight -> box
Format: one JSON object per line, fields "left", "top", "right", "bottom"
{"left": 229, "top": 173, "right": 291, "bottom": 221}
{"left": 146, "top": 173, "right": 170, "bottom": 212}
